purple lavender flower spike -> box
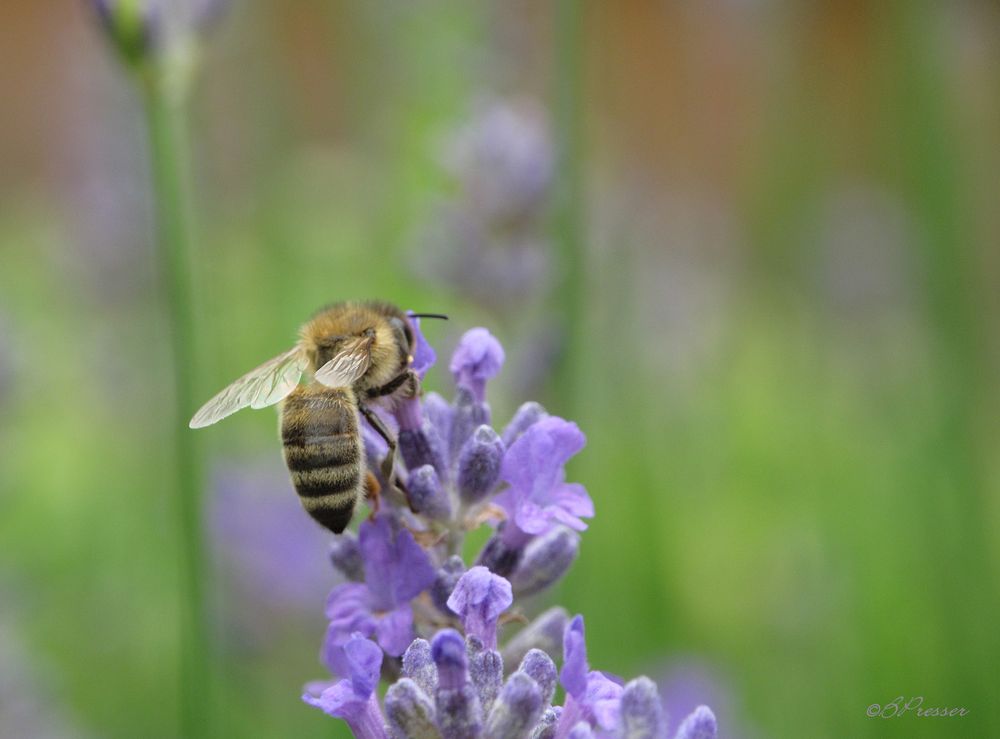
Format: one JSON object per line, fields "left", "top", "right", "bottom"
{"left": 450, "top": 327, "right": 505, "bottom": 402}
{"left": 408, "top": 465, "right": 451, "bottom": 520}
{"left": 329, "top": 532, "right": 364, "bottom": 582}
{"left": 446, "top": 566, "right": 513, "bottom": 650}
{"left": 457, "top": 425, "right": 505, "bottom": 504}
{"left": 484, "top": 671, "right": 544, "bottom": 739}
{"left": 407, "top": 312, "right": 438, "bottom": 379}
{"left": 304, "top": 634, "right": 388, "bottom": 739}
{"left": 500, "top": 606, "right": 568, "bottom": 671}
{"left": 620, "top": 677, "right": 665, "bottom": 739}
{"left": 402, "top": 639, "right": 438, "bottom": 698}
{"left": 502, "top": 401, "right": 548, "bottom": 447}
{"left": 510, "top": 526, "right": 580, "bottom": 597}
{"left": 430, "top": 556, "right": 466, "bottom": 614}
{"left": 519, "top": 649, "right": 558, "bottom": 706}
{"left": 384, "top": 678, "right": 441, "bottom": 739}
{"left": 673, "top": 706, "right": 717, "bottom": 739}
{"left": 495, "top": 416, "right": 593, "bottom": 540}
{"left": 466, "top": 636, "right": 503, "bottom": 715}
{"left": 432, "top": 630, "right": 482, "bottom": 739}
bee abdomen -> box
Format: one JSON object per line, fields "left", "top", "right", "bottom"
{"left": 281, "top": 387, "right": 363, "bottom": 534}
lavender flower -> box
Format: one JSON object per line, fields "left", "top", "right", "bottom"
{"left": 302, "top": 321, "right": 719, "bottom": 738}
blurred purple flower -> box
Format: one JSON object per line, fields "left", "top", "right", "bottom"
{"left": 210, "top": 460, "right": 333, "bottom": 608}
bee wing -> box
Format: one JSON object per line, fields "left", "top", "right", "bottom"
{"left": 313, "top": 335, "right": 372, "bottom": 388}
{"left": 189, "top": 346, "right": 307, "bottom": 429}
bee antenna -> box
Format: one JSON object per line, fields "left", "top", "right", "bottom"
{"left": 409, "top": 313, "right": 449, "bottom": 320}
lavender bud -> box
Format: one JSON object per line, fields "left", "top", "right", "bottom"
{"left": 530, "top": 707, "right": 562, "bottom": 739}
{"left": 402, "top": 639, "right": 438, "bottom": 698}
{"left": 449, "top": 327, "right": 505, "bottom": 402}
{"left": 674, "top": 706, "right": 718, "bottom": 739}
{"left": 423, "top": 391, "right": 453, "bottom": 445}
{"left": 384, "top": 679, "right": 441, "bottom": 739}
{"left": 501, "top": 401, "right": 548, "bottom": 448}
{"left": 567, "top": 721, "right": 596, "bottom": 739}
{"left": 431, "top": 630, "right": 468, "bottom": 690}
{"left": 466, "top": 637, "right": 503, "bottom": 715}
{"left": 328, "top": 532, "right": 364, "bottom": 582}
{"left": 430, "top": 556, "right": 465, "bottom": 614}
{"left": 449, "top": 387, "right": 491, "bottom": 465}
{"left": 457, "top": 425, "right": 505, "bottom": 504}
{"left": 619, "top": 677, "right": 665, "bottom": 739}
{"left": 399, "top": 421, "right": 448, "bottom": 481}
{"left": 476, "top": 528, "right": 523, "bottom": 577}
{"left": 500, "top": 607, "right": 568, "bottom": 671}
{"left": 484, "top": 672, "right": 543, "bottom": 739}
{"left": 517, "top": 649, "right": 557, "bottom": 705}
{"left": 407, "top": 465, "right": 451, "bottom": 520}
{"left": 432, "top": 630, "right": 482, "bottom": 739}
{"left": 510, "top": 526, "right": 580, "bottom": 597}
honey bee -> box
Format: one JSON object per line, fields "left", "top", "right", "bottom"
{"left": 189, "top": 300, "right": 444, "bottom": 533}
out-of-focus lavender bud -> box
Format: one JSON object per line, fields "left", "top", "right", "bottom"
{"left": 402, "top": 639, "right": 438, "bottom": 699}
{"left": 484, "top": 671, "right": 544, "bottom": 739}
{"left": 518, "top": 649, "right": 557, "bottom": 706}
{"left": 90, "top": 0, "right": 159, "bottom": 65}
{"left": 619, "top": 677, "right": 665, "bottom": 739}
{"left": 449, "top": 327, "right": 505, "bottom": 403}
{"left": 446, "top": 99, "right": 554, "bottom": 223}
{"left": 407, "top": 465, "right": 451, "bottom": 520}
{"left": 448, "top": 387, "right": 491, "bottom": 465}
{"left": 510, "top": 526, "right": 580, "bottom": 597}
{"left": 500, "top": 607, "right": 568, "bottom": 671}
{"left": 476, "top": 525, "right": 526, "bottom": 577}
{"left": 431, "top": 630, "right": 482, "bottom": 739}
{"left": 422, "top": 391, "right": 453, "bottom": 447}
{"left": 531, "top": 707, "right": 562, "bottom": 739}
{"left": 329, "top": 532, "right": 364, "bottom": 582}
{"left": 457, "top": 425, "right": 505, "bottom": 504}
{"left": 446, "top": 566, "right": 513, "bottom": 650}
{"left": 567, "top": 721, "right": 597, "bottom": 739}
{"left": 466, "top": 636, "right": 503, "bottom": 715}
{"left": 430, "top": 556, "right": 465, "bottom": 614}
{"left": 501, "top": 401, "right": 548, "bottom": 448}
{"left": 674, "top": 706, "right": 718, "bottom": 739}
{"left": 399, "top": 421, "right": 448, "bottom": 481}
{"left": 384, "top": 679, "right": 441, "bottom": 739}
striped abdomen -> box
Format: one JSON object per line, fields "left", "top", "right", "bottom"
{"left": 281, "top": 385, "right": 363, "bottom": 534}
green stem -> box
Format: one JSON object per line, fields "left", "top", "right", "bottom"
{"left": 550, "top": 0, "right": 586, "bottom": 415}
{"left": 141, "top": 73, "right": 211, "bottom": 739}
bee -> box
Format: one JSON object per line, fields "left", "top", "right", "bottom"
{"left": 189, "top": 300, "right": 445, "bottom": 534}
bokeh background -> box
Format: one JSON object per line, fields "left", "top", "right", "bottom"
{"left": 1, "top": 1, "right": 998, "bottom": 737}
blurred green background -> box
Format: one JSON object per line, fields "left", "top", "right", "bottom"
{"left": 1, "top": 1, "right": 998, "bottom": 737}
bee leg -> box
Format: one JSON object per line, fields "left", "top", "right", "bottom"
{"left": 358, "top": 403, "right": 402, "bottom": 490}
{"left": 363, "top": 471, "right": 381, "bottom": 516}
{"left": 366, "top": 369, "right": 420, "bottom": 400}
